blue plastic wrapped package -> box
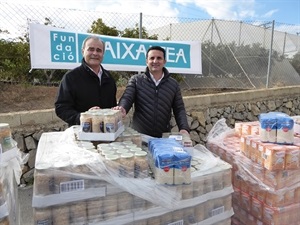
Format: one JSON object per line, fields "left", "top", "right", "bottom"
{"left": 259, "top": 112, "right": 294, "bottom": 144}
{"left": 259, "top": 113, "right": 277, "bottom": 143}
{"left": 155, "top": 151, "right": 174, "bottom": 185}
{"left": 148, "top": 138, "right": 192, "bottom": 185}
{"left": 173, "top": 150, "right": 192, "bottom": 185}
{"left": 276, "top": 116, "right": 294, "bottom": 144}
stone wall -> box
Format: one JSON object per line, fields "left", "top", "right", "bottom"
{"left": 1, "top": 85, "right": 299, "bottom": 185}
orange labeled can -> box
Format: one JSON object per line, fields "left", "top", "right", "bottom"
{"left": 264, "top": 145, "right": 286, "bottom": 170}
{"left": 284, "top": 145, "right": 300, "bottom": 170}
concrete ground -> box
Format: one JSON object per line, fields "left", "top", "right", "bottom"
{"left": 18, "top": 185, "right": 34, "bottom": 225}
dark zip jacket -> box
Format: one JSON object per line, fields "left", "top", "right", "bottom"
{"left": 55, "top": 59, "right": 117, "bottom": 126}
{"left": 118, "top": 67, "right": 190, "bottom": 137}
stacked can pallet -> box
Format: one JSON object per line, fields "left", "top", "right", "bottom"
{"left": 33, "top": 130, "right": 234, "bottom": 225}
{"left": 206, "top": 117, "right": 300, "bottom": 225}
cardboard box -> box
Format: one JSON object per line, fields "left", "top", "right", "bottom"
{"left": 77, "top": 125, "right": 124, "bottom": 141}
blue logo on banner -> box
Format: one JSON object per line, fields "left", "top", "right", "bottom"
{"left": 77, "top": 34, "right": 191, "bottom": 68}
{"left": 50, "top": 31, "right": 77, "bottom": 62}
{"left": 49, "top": 32, "right": 191, "bottom": 68}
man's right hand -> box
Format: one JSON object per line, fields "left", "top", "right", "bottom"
{"left": 112, "top": 106, "right": 126, "bottom": 118}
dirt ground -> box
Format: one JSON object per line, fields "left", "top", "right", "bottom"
{"left": 0, "top": 82, "right": 236, "bottom": 113}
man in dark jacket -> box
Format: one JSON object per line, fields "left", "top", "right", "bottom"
{"left": 55, "top": 36, "right": 117, "bottom": 126}
{"left": 114, "top": 46, "right": 190, "bottom": 138}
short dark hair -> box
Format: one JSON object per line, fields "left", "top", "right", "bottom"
{"left": 146, "top": 46, "right": 165, "bottom": 59}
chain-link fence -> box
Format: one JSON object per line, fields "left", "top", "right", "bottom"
{"left": 1, "top": 1, "right": 300, "bottom": 89}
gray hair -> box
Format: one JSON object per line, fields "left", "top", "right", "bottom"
{"left": 81, "top": 35, "right": 105, "bottom": 51}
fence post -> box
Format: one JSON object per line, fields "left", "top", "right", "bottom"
{"left": 266, "top": 20, "right": 275, "bottom": 88}
{"left": 139, "top": 12, "right": 142, "bottom": 39}
{"left": 282, "top": 32, "right": 287, "bottom": 56}
{"left": 139, "top": 12, "right": 143, "bottom": 74}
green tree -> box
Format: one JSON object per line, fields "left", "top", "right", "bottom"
{"left": 0, "top": 16, "right": 69, "bottom": 85}
{"left": 121, "top": 23, "right": 158, "bottom": 40}
{"left": 0, "top": 38, "right": 31, "bottom": 82}
{"left": 88, "top": 18, "right": 119, "bottom": 36}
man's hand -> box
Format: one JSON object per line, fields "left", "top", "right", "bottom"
{"left": 179, "top": 129, "right": 190, "bottom": 136}
{"left": 112, "top": 106, "right": 126, "bottom": 118}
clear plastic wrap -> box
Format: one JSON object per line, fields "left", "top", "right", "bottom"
{"left": 294, "top": 116, "right": 300, "bottom": 135}
{"left": 207, "top": 118, "right": 300, "bottom": 225}
{"left": 33, "top": 127, "right": 234, "bottom": 224}
{"left": 0, "top": 123, "right": 29, "bottom": 225}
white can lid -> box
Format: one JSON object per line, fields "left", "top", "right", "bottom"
{"left": 121, "top": 152, "right": 134, "bottom": 159}
{"left": 134, "top": 151, "right": 147, "bottom": 157}
{"left": 105, "top": 154, "right": 119, "bottom": 161}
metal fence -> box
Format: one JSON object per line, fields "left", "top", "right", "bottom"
{"left": 1, "top": 1, "right": 300, "bottom": 89}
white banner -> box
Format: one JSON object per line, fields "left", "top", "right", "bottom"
{"left": 29, "top": 23, "right": 202, "bottom": 74}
